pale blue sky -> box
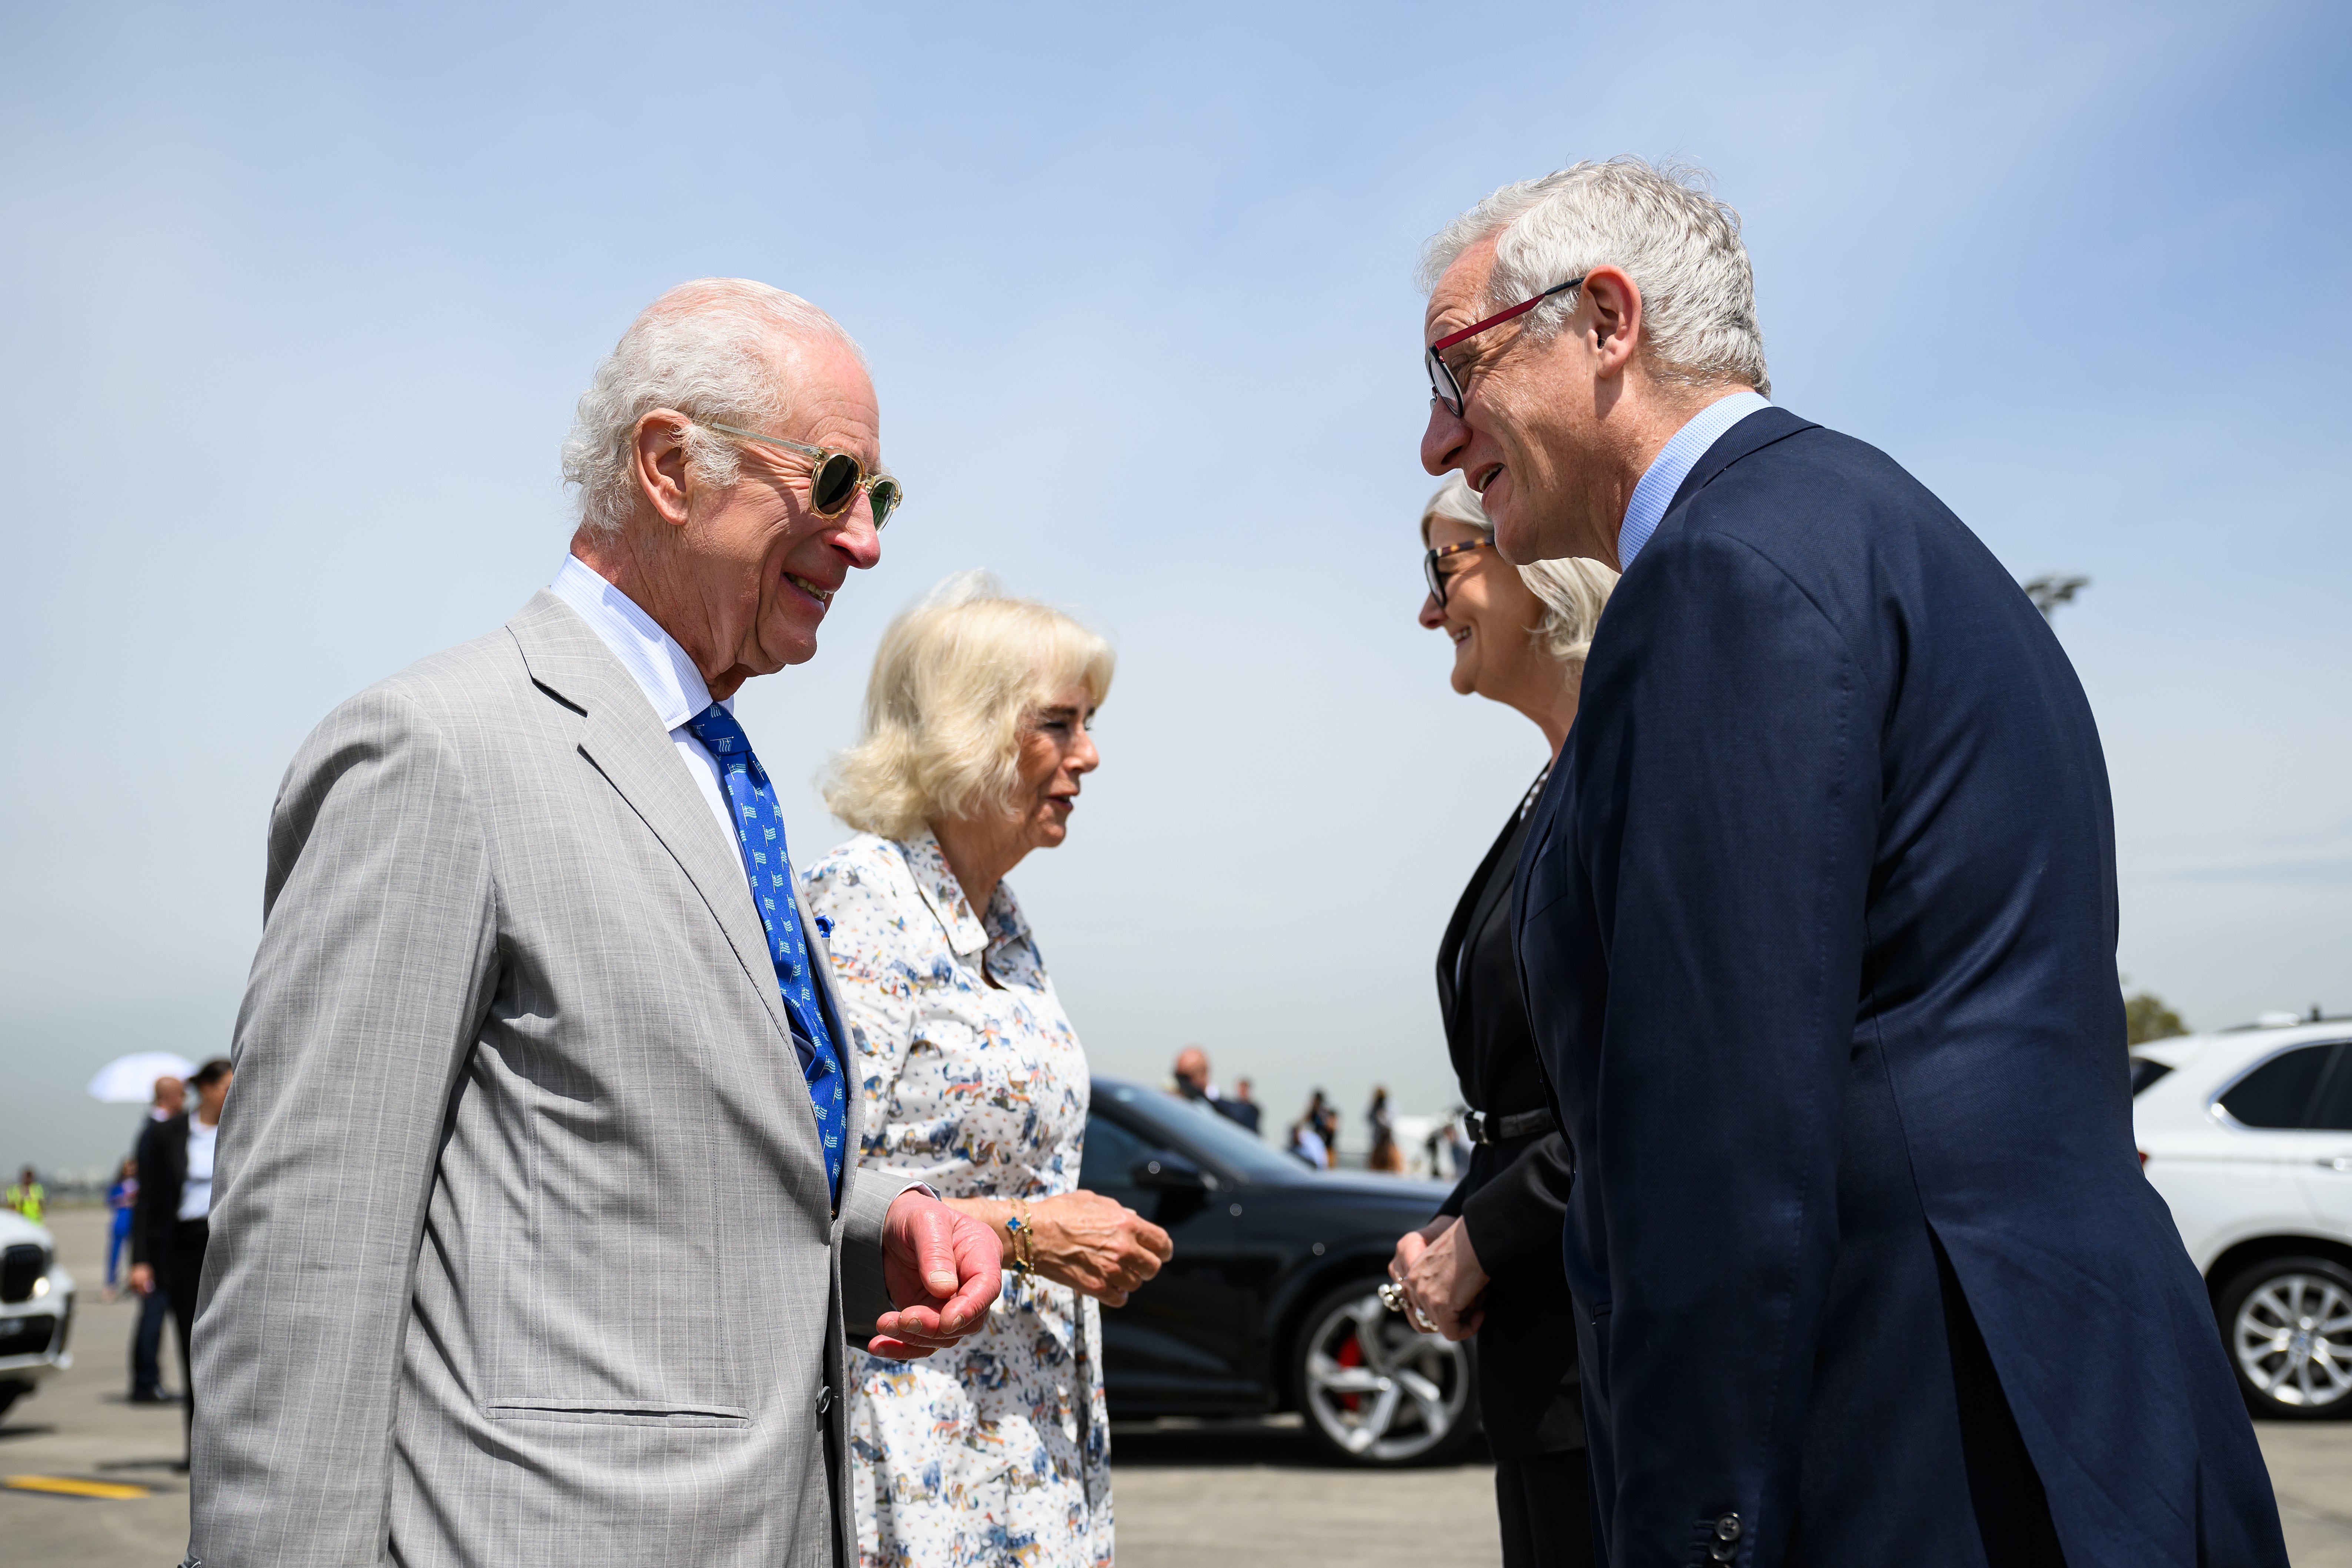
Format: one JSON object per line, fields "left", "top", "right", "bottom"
{"left": 3, "top": 1, "right": 2346, "bottom": 1173}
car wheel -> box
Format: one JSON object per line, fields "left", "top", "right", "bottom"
{"left": 2216, "top": 1255, "right": 2352, "bottom": 1418}
{"left": 1292, "top": 1278, "right": 1478, "bottom": 1466}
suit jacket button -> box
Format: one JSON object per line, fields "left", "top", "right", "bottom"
{"left": 1715, "top": 1513, "right": 1742, "bottom": 1542}
{"left": 816, "top": 1385, "right": 833, "bottom": 1415}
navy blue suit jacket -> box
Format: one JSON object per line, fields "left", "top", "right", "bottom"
{"left": 1514, "top": 407, "right": 2285, "bottom": 1568}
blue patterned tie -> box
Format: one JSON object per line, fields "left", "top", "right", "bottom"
{"left": 683, "top": 703, "right": 845, "bottom": 1203}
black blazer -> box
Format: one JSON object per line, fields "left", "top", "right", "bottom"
{"left": 1515, "top": 407, "right": 2284, "bottom": 1568}
{"left": 1431, "top": 780, "right": 1581, "bottom": 1457}
{"left": 130, "top": 1113, "right": 191, "bottom": 1268}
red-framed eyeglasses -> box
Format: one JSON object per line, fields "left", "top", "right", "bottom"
{"left": 1424, "top": 276, "right": 1585, "bottom": 417}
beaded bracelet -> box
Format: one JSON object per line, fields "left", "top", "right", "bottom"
{"left": 1005, "top": 1200, "right": 1037, "bottom": 1274}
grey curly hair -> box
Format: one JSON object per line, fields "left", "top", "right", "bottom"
{"left": 1419, "top": 157, "right": 1768, "bottom": 397}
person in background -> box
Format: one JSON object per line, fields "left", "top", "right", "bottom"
{"left": 1366, "top": 1088, "right": 1404, "bottom": 1173}
{"left": 127, "top": 1074, "right": 182, "bottom": 1403}
{"left": 808, "top": 572, "right": 1171, "bottom": 1568}
{"left": 1289, "top": 1091, "right": 1332, "bottom": 1169}
{"left": 1173, "top": 1046, "right": 1258, "bottom": 1132}
{"left": 104, "top": 1157, "right": 137, "bottom": 1300}
{"left": 1225, "top": 1077, "right": 1263, "bottom": 1136}
{"left": 1390, "top": 473, "right": 1617, "bottom": 1567}
{"left": 131, "top": 1056, "right": 232, "bottom": 1462}
{"left": 4, "top": 1166, "right": 42, "bottom": 1222}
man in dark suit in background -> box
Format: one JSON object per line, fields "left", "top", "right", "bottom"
{"left": 130, "top": 1057, "right": 230, "bottom": 1462}
{"left": 1416, "top": 158, "right": 2285, "bottom": 1568}
{"left": 126, "top": 1073, "right": 182, "bottom": 1404}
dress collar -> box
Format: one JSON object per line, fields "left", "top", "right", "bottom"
{"left": 900, "top": 830, "right": 1032, "bottom": 963}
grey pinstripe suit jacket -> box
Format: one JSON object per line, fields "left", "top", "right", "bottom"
{"left": 190, "top": 591, "right": 914, "bottom": 1568}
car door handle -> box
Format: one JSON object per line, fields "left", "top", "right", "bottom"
{"left": 2318, "top": 1158, "right": 2352, "bottom": 1172}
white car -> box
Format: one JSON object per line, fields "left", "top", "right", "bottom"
{"left": 2133, "top": 1017, "right": 2352, "bottom": 1418}
{"left": 0, "top": 1209, "right": 76, "bottom": 1424}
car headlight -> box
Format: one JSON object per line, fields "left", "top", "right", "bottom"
{"left": 32, "top": 1276, "right": 49, "bottom": 1298}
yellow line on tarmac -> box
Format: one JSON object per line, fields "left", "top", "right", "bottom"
{"left": 3, "top": 1474, "right": 154, "bottom": 1499}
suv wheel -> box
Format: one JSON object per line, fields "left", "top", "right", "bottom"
{"left": 2216, "top": 1255, "right": 2352, "bottom": 1418}
{"left": 1292, "top": 1278, "right": 1478, "bottom": 1465}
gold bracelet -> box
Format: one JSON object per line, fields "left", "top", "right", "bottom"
{"left": 1005, "top": 1199, "right": 1036, "bottom": 1273}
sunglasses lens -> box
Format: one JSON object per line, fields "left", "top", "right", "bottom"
{"left": 811, "top": 453, "right": 861, "bottom": 514}
{"left": 868, "top": 480, "right": 900, "bottom": 530}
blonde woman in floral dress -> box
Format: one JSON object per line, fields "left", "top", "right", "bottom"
{"left": 807, "top": 573, "right": 1172, "bottom": 1568}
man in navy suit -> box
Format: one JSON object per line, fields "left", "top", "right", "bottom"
{"left": 1416, "top": 158, "right": 2285, "bottom": 1568}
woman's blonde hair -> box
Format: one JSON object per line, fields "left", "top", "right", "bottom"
{"left": 824, "top": 571, "right": 1115, "bottom": 841}
{"left": 1421, "top": 474, "right": 1619, "bottom": 667}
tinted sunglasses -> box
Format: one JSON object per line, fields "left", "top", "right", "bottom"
{"left": 1423, "top": 537, "right": 1490, "bottom": 607}
{"left": 702, "top": 419, "right": 903, "bottom": 530}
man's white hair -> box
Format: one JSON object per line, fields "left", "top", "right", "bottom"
{"left": 1418, "top": 157, "right": 1768, "bottom": 398}
{"left": 561, "top": 278, "right": 865, "bottom": 538}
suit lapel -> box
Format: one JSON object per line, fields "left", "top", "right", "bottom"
{"left": 506, "top": 592, "right": 797, "bottom": 1056}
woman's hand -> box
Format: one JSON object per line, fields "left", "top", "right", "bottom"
{"left": 953, "top": 1191, "right": 1172, "bottom": 1307}
{"left": 1392, "top": 1216, "right": 1488, "bottom": 1341}
{"left": 1028, "top": 1190, "right": 1174, "bottom": 1306}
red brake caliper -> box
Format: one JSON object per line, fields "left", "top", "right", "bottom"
{"left": 1336, "top": 1330, "right": 1364, "bottom": 1412}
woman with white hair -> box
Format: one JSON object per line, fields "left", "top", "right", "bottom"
{"left": 807, "top": 572, "right": 1172, "bottom": 1568}
{"left": 1388, "top": 476, "right": 1616, "bottom": 1568}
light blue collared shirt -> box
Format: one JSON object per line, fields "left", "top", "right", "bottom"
{"left": 548, "top": 553, "right": 737, "bottom": 848}
{"left": 1614, "top": 389, "right": 1773, "bottom": 570}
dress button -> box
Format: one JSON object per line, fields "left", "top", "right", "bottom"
{"left": 1715, "top": 1513, "right": 1742, "bottom": 1542}
{"left": 816, "top": 1384, "right": 833, "bottom": 1416}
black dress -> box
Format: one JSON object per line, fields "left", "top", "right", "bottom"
{"left": 1433, "top": 772, "right": 1592, "bottom": 1568}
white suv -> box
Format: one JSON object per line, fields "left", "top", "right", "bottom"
{"left": 2133, "top": 1018, "right": 2352, "bottom": 1418}
{"left": 0, "top": 1209, "right": 76, "bottom": 1424}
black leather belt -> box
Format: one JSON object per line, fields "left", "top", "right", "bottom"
{"left": 1463, "top": 1107, "right": 1555, "bottom": 1145}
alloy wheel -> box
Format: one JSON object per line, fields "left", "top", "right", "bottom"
{"left": 2232, "top": 1270, "right": 2352, "bottom": 1410}
{"left": 1298, "top": 1283, "right": 1472, "bottom": 1464}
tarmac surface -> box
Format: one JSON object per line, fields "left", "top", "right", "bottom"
{"left": 7, "top": 1205, "right": 2350, "bottom": 1567}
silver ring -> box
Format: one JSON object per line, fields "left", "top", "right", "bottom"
{"left": 1377, "top": 1281, "right": 1408, "bottom": 1314}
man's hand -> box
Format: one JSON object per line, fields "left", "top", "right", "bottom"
{"left": 128, "top": 1262, "right": 154, "bottom": 1297}
{"left": 1398, "top": 1216, "right": 1488, "bottom": 1341}
{"left": 869, "top": 1191, "right": 1002, "bottom": 1360}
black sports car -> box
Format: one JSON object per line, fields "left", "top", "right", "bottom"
{"left": 1083, "top": 1077, "right": 1480, "bottom": 1465}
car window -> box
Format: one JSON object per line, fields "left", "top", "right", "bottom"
{"left": 2216, "top": 1044, "right": 2339, "bottom": 1129}
{"left": 1080, "top": 1111, "right": 1158, "bottom": 1190}
{"left": 2129, "top": 1058, "right": 2174, "bottom": 1096}
{"left": 2306, "top": 1045, "right": 2352, "bottom": 1132}
{"left": 1096, "top": 1083, "right": 1305, "bottom": 1181}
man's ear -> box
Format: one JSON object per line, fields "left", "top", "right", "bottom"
{"left": 632, "top": 409, "right": 695, "bottom": 528}
{"left": 1579, "top": 266, "right": 1644, "bottom": 382}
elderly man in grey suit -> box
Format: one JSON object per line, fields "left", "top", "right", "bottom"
{"left": 190, "top": 279, "right": 1002, "bottom": 1568}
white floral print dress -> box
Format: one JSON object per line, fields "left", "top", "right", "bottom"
{"left": 804, "top": 830, "right": 1112, "bottom": 1568}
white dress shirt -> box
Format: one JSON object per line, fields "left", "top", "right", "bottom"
{"left": 548, "top": 554, "right": 737, "bottom": 850}
{"left": 180, "top": 1117, "right": 218, "bottom": 1220}
{"left": 1615, "top": 388, "right": 1774, "bottom": 570}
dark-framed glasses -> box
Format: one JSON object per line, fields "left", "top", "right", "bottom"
{"left": 1423, "top": 537, "right": 1491, "bottom": 607}
{"left": 1424, "top": 275, "right": 1585, "bottom": 417}
{"left": 701, "top": 419, "right": 903, "bottom": 530}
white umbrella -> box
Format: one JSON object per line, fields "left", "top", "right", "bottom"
{"left": 86, "top": 1051, "right": 199, "bottom": 1105}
